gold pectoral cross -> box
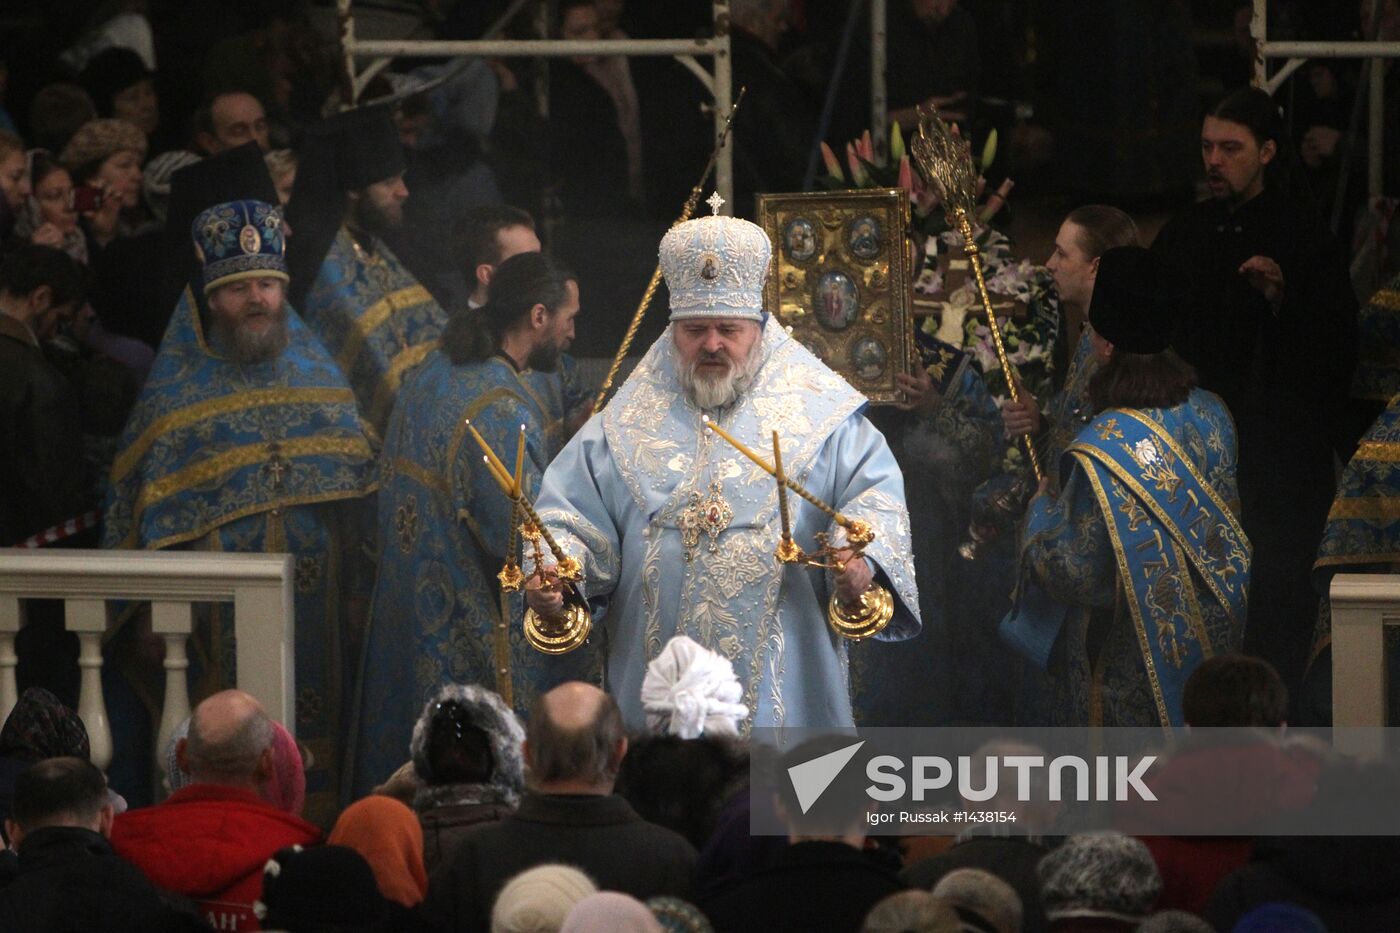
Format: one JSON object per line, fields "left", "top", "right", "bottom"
{"left": 677, "top": 481, "right": 733, "bottom": 562}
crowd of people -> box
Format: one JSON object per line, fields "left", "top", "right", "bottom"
{"left": 3, "top": 0, "right": 1400, "bottom": 931}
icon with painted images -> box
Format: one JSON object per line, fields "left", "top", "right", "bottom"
{"left": 784, "top": 217, "right": 817, "bottom": 262}
{"left": 847, "top": 215, "right": 881, "bottom": 260}
{"left": 851, "top": 336, "right": 888, "bottom": 381}
{"left": 814, "top": 271, "right": 858, "bottom": 331}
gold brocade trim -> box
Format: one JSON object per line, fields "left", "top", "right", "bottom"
{"left": 1110, "top": 408, "right": 1249, "bottom": 546}
{"left": 335, "top": 284, "right": 433, "bottom": 375}
{"left": 390, "top": 457, "right": 451, "bottom": 499}
{"left": 1352, "top": 441, "right": 1400, "bottom": 463}
{"left": 1368, "top": 288, "right": 1400, "bottom": 311}
{"left": 444, "top": 386, "right": 532, "bottom": 483}
{"left": 123, "top": 436, "right": 374, "bottom": 547}
{"left": 1314, "top": 550, "right": 1400, "bottom": 568}
{"left": 124, "top": 485, "right": 376, "bottom": 552}
{"left": 368, "top": 340, "right": 438, "bottom": 428}
{"left": 1071, "top": 442, "right": 1246, "bottom": 619}
{"left": 1171, "top": 536, "right": 1215, "bottom": 656}
{"left": 111, "top": 387, "right": 359, "bottom": 483}
{"left": 1076, "top": 454, "right": 1174, "bottom": 731}
{"left": 1326, "top": 498, "right": 1400, "bottom": 520}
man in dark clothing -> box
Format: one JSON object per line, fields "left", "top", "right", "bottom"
{"left": 0, "top": 757, "right": 193, "bottom": 932}
{"left": 701, "top": 736, "right": 905, "bottom": 933}
{"left": 1152, "top": 87, "right": 1358, "bottom": 697}
{"left": 0, "top": 246, "right": 90, "bottom": 547}
{"left": 420, "top": 682, "right": 696, "bottom": 933}
{"left": 727, "top": 0, "right": 818, "bottom": 218}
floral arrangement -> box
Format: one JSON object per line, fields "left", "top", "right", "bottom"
{"left": 818, "top": 124, "right": 1062, "bottom": 472}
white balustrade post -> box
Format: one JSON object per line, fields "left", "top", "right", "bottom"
{"left": 234, "top": 558, "right": 296, "bottom": 734}
{"left": 1330, "top": 574, "right": 1392, "bottom": 760}
{"left": 65, "top": 598, "right": 112, "bottom": 770}
{"left": 0, "top": 595, "right": 21, "bottom": 726}
{"left": 151, "top": 600, "right": 193, "bottom": 798}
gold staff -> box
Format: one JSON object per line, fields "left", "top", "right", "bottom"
{"left": 702, "top": 417, "right": 873, "bottom": 547}
{"left": 772, "top": 430, "right": 804, "bottom": 564}
{"left": 465, "top": 421, "right": 592, "bottom": 654}
{"left": 910, "top": 107, "right": 1043, "bottom": 483}
{"left": 702, "top": 417, "right": 893, "bottom": 640}
{"left": 498, "top": 425, "right": 527, "bottom": 592}
{"left": 591, "top": 86, "right": 748, "bottom": 414}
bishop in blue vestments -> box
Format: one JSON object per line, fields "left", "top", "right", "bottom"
{"left": 526, "top": 212, "right": 920, "bottom": 730}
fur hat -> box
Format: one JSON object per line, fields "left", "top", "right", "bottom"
{"left": 410, "top": 682, "right": 525, "bottom": 807}
{"left": 491, "top": 865, "right": 597, "bottom": 933}
{"left": 1037, "top": 833, "right": 1161, "bottom": 923}
{"left": 59, "top": 118, "right": 147, "bottom": 176}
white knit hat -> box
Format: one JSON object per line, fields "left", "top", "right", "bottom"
{"left": 641, "top": 635, "right": 750, "bottom": 738}
{"left": 491, "top": 864, "right": 598, "bottom": 933}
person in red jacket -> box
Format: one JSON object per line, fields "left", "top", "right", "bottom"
{"left": 111, "top": 690, "right": 321, "bottom": 931}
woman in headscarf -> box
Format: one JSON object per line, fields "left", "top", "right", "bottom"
{"left": 328, "top": 796, "right": 429, "bottom": 907}
{"left": 0, "top": 688, "right": 92, "bottom": 843}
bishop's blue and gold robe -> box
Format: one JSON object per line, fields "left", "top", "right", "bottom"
{"left": 1003, "top": 388, "right": 1250, "bottom": 728}
{"left": 533, "top": 317, "right": 920, "bottom": 730}
{"left": 300, "top": 228, "right": 448, "bottom": 432}
{"left": 103, "top": 288, "right": 378, "bottom": 822}
{"left": 348, "top": 351, "right": 599, "bottom": 796}
{"left": 1309, "top": 392, "right": 1400, "bottom": 723}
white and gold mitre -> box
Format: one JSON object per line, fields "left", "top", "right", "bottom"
{"left": 660, "top": 209, "right": 772, "bottom": 323}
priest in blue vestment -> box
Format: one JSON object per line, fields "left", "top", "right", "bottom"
{"left": 287, "top": 105, "right": 447, "bottom": 433}
{"left": 525, "top": 209, "right": 920, "bottom": 730}
{"left": 104, "top": 200, "right": 377, "bottom": 820}
{"left": 1003, "top": 247, "right": 1250, "bottom": 729}
{"left": 348, "top": 253, "right": 599, "bottom": 795}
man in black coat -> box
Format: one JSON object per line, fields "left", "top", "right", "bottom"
{"left": 0, "top": 757, "right": 196, "bottom": 932}
{"left": 0, "top": 246, "right": 90, "bottom": 548}
{"left": 419, "top": 682, "right": 696, "bottom": 933}
{"left": 1152, "top": 87, "right": 1358, "bottom": 697}
{"left": 701, "top": 736, "right": 905, "bottom": 933}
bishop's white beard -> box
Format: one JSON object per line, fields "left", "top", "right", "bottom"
{"left": 676, "top": 338, "right": 764, "bottom": 411}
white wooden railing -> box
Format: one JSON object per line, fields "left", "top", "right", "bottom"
{"left": 0, "top": 550, "right": 294, "bottom": 785}
{"left": 1330, "top": 574, "right": 1396, "bottom": 725}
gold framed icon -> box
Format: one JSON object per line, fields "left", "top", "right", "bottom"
{"left": 758, "top": 188, "right": 915, "bottom": 405}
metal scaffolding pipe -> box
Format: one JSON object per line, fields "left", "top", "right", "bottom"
{"left": 1371, "top": 58, "right": 1386, "bottom": 200}
{"left": 712, "top": 0, "right": 734, "bottom": 209}
{"left": 1250, "top": 1, "right": 1267, "bottom": 87}
{"left": 348, "top": 38, "right": 723, "bottom": 59}
{"left": 1259, "top": 40, "right": 1400, "bottom": 58}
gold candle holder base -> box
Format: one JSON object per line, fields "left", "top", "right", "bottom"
{"left": 828, "top": 585, "right": 895, "bottom": 641}
{"left": 524, "top": 602, "right": 592, "bottom": 655}
{"left": 776, "top": 536, "right": 806, "bottom": 564}
{"left": 498, "top": 563, "right": 526, "bottom": 593}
